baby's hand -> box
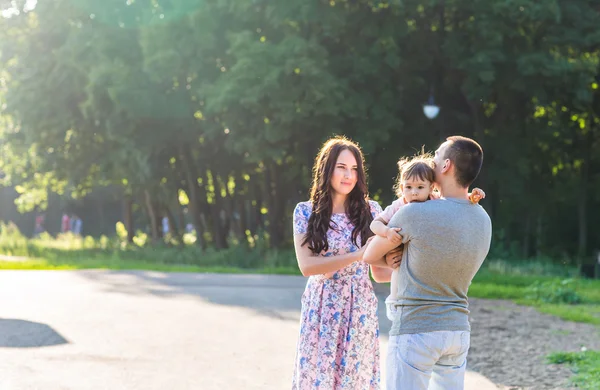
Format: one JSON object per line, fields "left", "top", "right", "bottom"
{"left": 386, "top": 227, "right": 403, "bottom": 246}
{"left": 469, "top": 188, "right": 486, "bottom": 204}
{"left": 430, "top": 191, "right": 441, "bottom": 200}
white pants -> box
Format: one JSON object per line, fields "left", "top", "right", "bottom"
{"left": 386, "top": 331, "right": 470, "bottom": 390}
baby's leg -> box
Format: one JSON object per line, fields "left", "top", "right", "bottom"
{"left": 385, "top": 269, "right": 399, "bottom": 321}
{"left": 390, "top": 270, "right": 398, "bottom": 298}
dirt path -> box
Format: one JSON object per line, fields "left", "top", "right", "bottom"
{"left": 466, "top": 298, "right": 600, "bottom": 389}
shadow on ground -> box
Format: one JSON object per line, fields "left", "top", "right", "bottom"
{"left": 75, "top": 270, "right": 393, "bottom": 333}
{"left": 0, "top": 318, "right": 69, "bottom": 348}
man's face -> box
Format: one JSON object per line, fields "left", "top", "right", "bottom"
{"left": 433, "top": 140, "right": 452, "bottom": 184}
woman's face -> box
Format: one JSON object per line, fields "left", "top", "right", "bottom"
{"left": 330, "top": 149, "right": 358, "bottom": 196}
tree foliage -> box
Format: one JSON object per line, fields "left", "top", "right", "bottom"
{"left": 0, "top": 0, "right": 599, "bottom": 259}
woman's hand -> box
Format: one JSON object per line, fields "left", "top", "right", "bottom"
{"left": 323, "top": 238, "right": 373, "bottom": 278}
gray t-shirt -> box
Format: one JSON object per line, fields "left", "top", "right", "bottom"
{"left": 387, "top": 198, "right": 492, "bottom": 335}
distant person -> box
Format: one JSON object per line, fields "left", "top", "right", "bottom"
{"left": 162, "top": 216, "right": 170, "bottom": 236}
{"left": 61, "top": 213, "right": 71, "bottom": 233}
{"left": 34, "top": 214, "right": 45, "bottom": 236}
{"left": 70, "top": 214, "right": 82, "bottom": 235}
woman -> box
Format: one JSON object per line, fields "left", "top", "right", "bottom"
{"left": 292, "top": 136, "right": 392, "bottom": 389}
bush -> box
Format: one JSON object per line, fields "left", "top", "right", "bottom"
{"left": 482, "top": 258, "right": 577, "bottom": 278}
{"left": 525, "top": 279, "right": 583, "bottom": 304}
{"left": 0, "top": 221, "right": 298, "bottom": 270}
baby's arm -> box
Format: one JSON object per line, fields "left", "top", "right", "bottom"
{"left": 370, "top": 217, "right": 390, "bottom": 237}
{"left": 371, "top": 218, "right": 402, "bottom": 246}
{"left": 371, "top": 199, "right": 405, "bottom": 246}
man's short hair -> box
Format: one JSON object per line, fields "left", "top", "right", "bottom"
{"left": 443, "top": 136, "right": 483, "bottom": 188}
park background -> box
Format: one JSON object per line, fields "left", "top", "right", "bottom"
{"left": 1, "top": 1, "right": 600, "bottom": 387}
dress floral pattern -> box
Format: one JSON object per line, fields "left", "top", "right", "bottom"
{"left": 292, "top": 200, "right": 383, "bottom": 390}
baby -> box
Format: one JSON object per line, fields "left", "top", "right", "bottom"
{"left": 370, "top": 153, "right": 484, "bottom": 321}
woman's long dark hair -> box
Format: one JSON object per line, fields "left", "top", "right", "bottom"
{"left": 302, "top": 136, "right": 374, "bottom": 254}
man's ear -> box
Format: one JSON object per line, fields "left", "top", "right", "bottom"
{"left": 441, "top": 159, "right": 451, "bottom": 174}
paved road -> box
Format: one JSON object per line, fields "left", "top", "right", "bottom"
{"left": 0, "top": 271, "right": 498, "bottom": 389}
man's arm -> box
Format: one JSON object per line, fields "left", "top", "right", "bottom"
{"left": 368, "top": 246, "right": 404, "bottom": 282}
{"left": 363, "top": 235, "right": 399, "bottom": 265}
{"left": 370, "top": 265, "right": 392, "bottom": 282}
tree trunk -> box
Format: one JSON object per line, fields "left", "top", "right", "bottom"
{"left": 235, "top": 172, "right": 249, "bottom": 245}
{"left": 522, "top": 212, "right": 531, "bottom": 259}
{"left": 204, "top": 170, "right": 228, "bottom": 249}
{"left": 97, "top": 200, "right": 106, "bottom": 236}
{"left": 144, "top": 190, "right": 160, "bottom": 243}
{"left": 577, "top": 129, "right": 592, "bottom": 262}
{"left": 179, "top": 145, "right": 206, "bottom": 250}
{"left": 253, "top": 176, "right": 265, "bottom": 234}
{"left": 177, "top": 204, "right": 186, "bottom": 235}
{"left": 264, "top": 162, "right": 285, "bottom": 248}
{"left": 535, "top": 213, "right": 543, "bottom": 258}
{"left": 218, "top": 175, "right": 233, "bottom": 241}
{"left": 123, "top": 195, "right": 134, "bottom": 243}
{"left": 196, "top": 172, "right": 212, "bottom": 248}
{"left": 164, "top": 205, "right": 182, "bottom": 246}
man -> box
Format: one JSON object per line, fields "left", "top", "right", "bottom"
{"left": 364, "top": 136, "right": 492, "bottom": 389}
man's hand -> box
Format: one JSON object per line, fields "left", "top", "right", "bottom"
{"left": 385, "top": 227, "right": 403, "bottom": 246}
{"left": 385, "top": 245, "right": 404, "bottom": 269}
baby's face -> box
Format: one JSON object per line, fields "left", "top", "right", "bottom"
{"left": 401, "top": 178, "right": 433, "bottom": 203}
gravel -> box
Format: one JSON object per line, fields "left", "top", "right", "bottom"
{"left": 467, "top": 298, "right": 600, "bottom": 390}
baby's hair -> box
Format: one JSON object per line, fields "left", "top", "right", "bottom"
{"left": 393, "top": 153, "right": 435, "bottom": 198}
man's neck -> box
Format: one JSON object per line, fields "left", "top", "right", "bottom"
{"left": 439, "top": 181, "right": 469, "bottom": 200}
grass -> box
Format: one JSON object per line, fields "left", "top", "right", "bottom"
{"left": 548, "top": 350, "right": 600, "bottom": 389}
{"left": 0, "top": 225, "right": 299, "bottom": 271}
{"left": 1, "top": 223, "right": 598, "bottom": 325}
{"left": 470, "top": 271, "right": 600, "bottom": 325}
{"left": 0, "top": 257, "right": 297, "bottom": 274}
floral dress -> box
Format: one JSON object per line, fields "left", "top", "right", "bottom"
{"left": 292, "top": 200, "right": 383, "bottom": 390}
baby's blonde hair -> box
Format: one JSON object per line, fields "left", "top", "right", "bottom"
{"left": 393, "top": 153, "right": 435, "bottom": 198}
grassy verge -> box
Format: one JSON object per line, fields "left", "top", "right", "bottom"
{"left": 5, "top": 252, "right": 599, "bottom": 324}
{"left": 548, "top": 350, "right": 600, "bottom": 389}
{"left": 1, "top": 227, "right": 598, "bottom": 325}
{"left": 0, "top": 257, "right": 299, "bottom": 275}
{"left": 470, "top": 272, "right": 600, "bottom": 325}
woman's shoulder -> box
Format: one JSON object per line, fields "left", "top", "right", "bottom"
{"left": 367, "top": 199, "right": 383, "bottom": 215}
{"left": 293, "top": 201, "right": 312, "bottom": 234}
{"left": 293, "top": 201, "right": 313, "bottom": 217}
